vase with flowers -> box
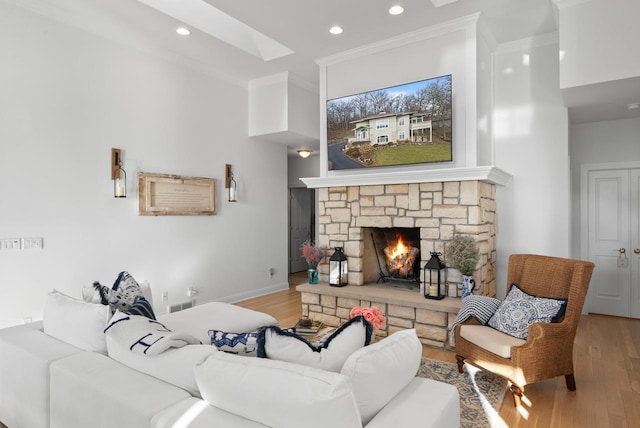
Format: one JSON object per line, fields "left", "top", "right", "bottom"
{"left": 445, "top": 234, "right": 480, "bottom": 297}
{"left": 301, "top": 239, "right": 328, "bottom": 284}
{"left": 350, "top": 306, "right": 385, "bottom": 330}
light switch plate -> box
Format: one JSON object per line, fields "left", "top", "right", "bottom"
{"left": 0, "top": 238, "right": 21, "bottom": 251}
{"left": 23, "top": 237, "right": 44, "bottom": 250}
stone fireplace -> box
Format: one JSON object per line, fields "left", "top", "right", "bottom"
{"left": 318, "top": 180, "right": 496, "bottom": 295}
{"left": 297, "top": 177, "right": 500, "bottom": 349}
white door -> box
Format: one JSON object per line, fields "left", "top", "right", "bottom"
{"left": 289, "top": 188, "right": 313, "bottom": 273}
{"left": 631, "top": 169, "right": 640, "bottom": 318}
{"left": 586, "top": 167, "right": 640, "bottom": 318}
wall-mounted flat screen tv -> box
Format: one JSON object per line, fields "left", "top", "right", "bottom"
{"left": 326, "top": 74, "right": 452, "bottom": 171}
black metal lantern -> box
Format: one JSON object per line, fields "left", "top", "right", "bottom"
{"left": 329, "top": 247, "right": 348, "bottom": 287}
{"left": 423, "top": 251, "right": 445, "bottom": 300}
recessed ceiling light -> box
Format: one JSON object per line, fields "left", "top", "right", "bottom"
{"left": 627, "top": 102, "right": 640, "bottom": 110}
{"left": 176, "top": 27, "right": 191, "bottom": 36}
{"left": 329, "top": 26, "right": 343, "bottom": 35}
{"left": 389, "top": 5, "right": 404, "bottom": 15}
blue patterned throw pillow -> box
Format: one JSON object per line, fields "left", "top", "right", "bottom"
{"left": 488, "top": 284, "right": 567, "bottom": 340}
{"left": 93, "top": 271, "right": 144, "bottom": 313}
{"left": 124, "top": 297, "right": 156, "bottom": 320}
{"left": 210, "top": 330, "right": 260, "bottom": 356}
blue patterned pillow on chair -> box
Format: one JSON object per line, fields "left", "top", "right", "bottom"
{"left": 488, "top": 283, "right": 567, "bottom": 340}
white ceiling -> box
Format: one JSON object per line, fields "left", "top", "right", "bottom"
{"left": 10, "top": 0, "right": 558, "bottom": 86}
{"left": 8, "top": 0, "right": 639, "bottom": 129}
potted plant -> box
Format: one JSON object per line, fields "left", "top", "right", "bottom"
{"left": 301, "top": 240, "right": 328, "bottom": 284}
{"left": 445, "top": 234, "right": 480, "bottom": 297}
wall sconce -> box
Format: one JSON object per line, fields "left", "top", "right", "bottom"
{"left": 111, "top": 148, "right": 126, "bottom": 198}
{"left": 225, "top": 164, "right": 237, "bottom": 202}
{"left": 297, "top": 149, "right": 312, "bottom": 158}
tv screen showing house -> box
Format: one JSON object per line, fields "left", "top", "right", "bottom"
{"left": 326, "top": 74, "right": 452, "bottom": 171}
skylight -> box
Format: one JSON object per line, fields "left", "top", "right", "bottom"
{"left": 137, "top": 0, "right": 294, "bottom": 61}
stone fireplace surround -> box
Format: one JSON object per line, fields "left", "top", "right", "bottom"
{"left": 298, "top": 171, "right": 502, "bottom": 349}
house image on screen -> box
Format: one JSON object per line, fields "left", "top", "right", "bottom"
{"left": 348, "top": 111, "right": 433, "bottom": 146}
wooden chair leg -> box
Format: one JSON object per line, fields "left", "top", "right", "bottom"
{"left": 565, "top": 373, "right": 576, "bottom": 391}
{"left": 510, "top": 384, "right": 524, "bottom": 407}
{"left": 455, "top": 355, "right": 465, "bottom": 373}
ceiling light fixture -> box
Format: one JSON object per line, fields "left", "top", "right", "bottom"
{"left": 176, "top": 27, "right": 191, "bottom": 36}
{"left": 627, "top": 102, "right": 640, "bottom": 110}
{"left": 329, "top": 26, "right": 343, "bottom": 35}
{"left": 389, "top": 5, "right": 404, "bottom": 15}
{"left": 297, "top": 149, "right": 312, "bottom": 158}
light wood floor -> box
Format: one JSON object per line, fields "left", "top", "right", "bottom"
{"left": 235, "top": 273, "right": 640, "bottom": 428}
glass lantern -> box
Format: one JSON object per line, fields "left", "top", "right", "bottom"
{"left": 113, "top": 161, "right": 126, "bottom": 198}
{"left": 329, "top": 247, "right": 348, "bottom": 287}
{"left": 423, "top": 252, "right": 445, "bottom": 300}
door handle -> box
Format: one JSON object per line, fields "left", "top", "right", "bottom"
{"left": 617, "top": 248, "right": 626, "bottom": 254}
{"left": 635, "top": 249, "right": 640, "bottom": 254}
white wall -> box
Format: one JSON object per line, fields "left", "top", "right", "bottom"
{"left": 493, "top": 36, "right": 570, "bottom": 298}
{"left": 248, "top": 73, "right": 289, "bottom": 137}
{"left": 569, "top": 117, "right": 640, "bottom": 257}
{"left": 288, "top": 156, "right": 320, "bottom": 188}
{"left": 0, "top": 5, "right": 288, "bottom": 328}
{"left": 557, "top": 0, "right": 640, "bottom": 89}
{"left": 248, "top": 72, "right": 319, "bottom": 142}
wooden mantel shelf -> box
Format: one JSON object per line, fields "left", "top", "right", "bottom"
{"left": 300, "top": 165, "right": 512, "bottom": 188}
{"left": 296, "top": 283, "right": 461, "bottom": 314}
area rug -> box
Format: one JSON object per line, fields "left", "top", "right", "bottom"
{"left": 417, "top": 358, "right": 506, "bottom": 428}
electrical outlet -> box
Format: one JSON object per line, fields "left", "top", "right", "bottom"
{"left": 0, "top": 238, "right": 21, "bottom": 251}
{"left": 268, "top": 268, "right": 275, "bottom": 279}
{"left": 162, "top": 291, "right": 169, "bottom": 301}
{"left": 23, "top": 237, "right": 44, "bottom": 250}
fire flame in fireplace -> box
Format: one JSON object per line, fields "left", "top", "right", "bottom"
{"left": 384, "top": 236, "right": 419, "bottom": 279}
{"left": 388, "top": 236, "right": 409, "bottom": 260}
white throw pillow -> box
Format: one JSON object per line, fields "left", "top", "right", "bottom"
{"left": 258, "top": 316, "right": 372, "bottom": 372}
{"left": 43, "top": 289, "right": 111, "bottom": 354}
{"left": 194, "top": 352, "right": 362, "bottom": 428}
{"left": 340, "top": 328, "right": 422, "bottom": 425}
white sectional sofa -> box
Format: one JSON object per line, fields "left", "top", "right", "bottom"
{"left": 0, "top": 298, "right": 460, "bottom": 428}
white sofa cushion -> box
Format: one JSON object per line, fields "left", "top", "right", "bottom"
{"left": 365, "top": 378, "right": 460, "bottom": 428}
{"left": 151, "top": 397, "right": 270, "bottom": 428}
{"left": 258, "top": 315, "right": 371, "bottom": 372}
{"left": 194, "top": 352, "right": 363, "bottom": 428}
{"left": 459, "top": 324, "right": 526, "bottom": 358}
{"left": 43, "top": 289, "right": 111, "bottom": 353}
{"left": 340, "top": 328, "right": 422, "bottom": 425}
{"left": 50, "top": 351, "right": 191, "bottom": 428}
{"left": 0, "top": 322, "right": 82, "bottom": 428}
{"left": 157, "top": 302, "right": 277, "bottom": 344}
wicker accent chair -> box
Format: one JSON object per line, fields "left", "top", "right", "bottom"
{"left": 454, "top": 254, "right": 594, "bottom": 407}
